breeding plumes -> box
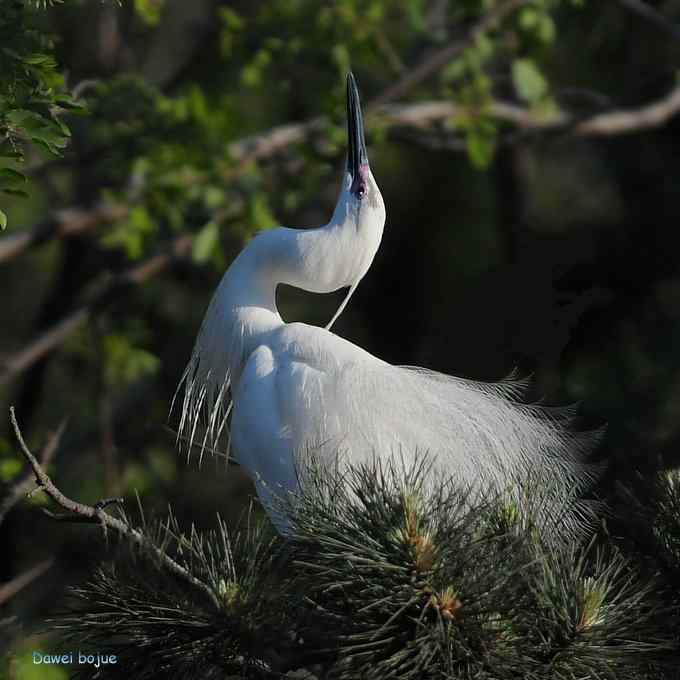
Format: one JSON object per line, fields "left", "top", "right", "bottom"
{"left": 175, "top": 73, "right": 601, "bottom": 538}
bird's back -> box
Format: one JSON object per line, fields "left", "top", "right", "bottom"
{"left": 231, "top": 323, "right": 601, "bottom": 538}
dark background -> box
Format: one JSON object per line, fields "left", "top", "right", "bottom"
{"left": 1, "top": 1, "right": 680, "bottom": 675}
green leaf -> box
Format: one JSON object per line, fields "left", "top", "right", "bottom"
{"left": 3, "top": 188, "right": 29, "bottom": 198}
{"left": 102, "top": 333, "right": 160, "bottom": 388}
{"left": 241, "top": 49, "right": 271, "bottom": 88}
{"left": 331, "top": 43, "right": 350, "bottom": 74}
{"left": 0, "top": 150, "right": 23, "bottom": 160}
{"left": 24, "top": 53, "right": 57, "bottom": 68}
{"left": 6, "top": 109, "right": 50, "bottom": 131}
{"left": 250, "top": 194, "right": 276, "bottom": 231}
{"left": 0, "top": 167, "right": 27, "bottom": 185}
{"left": 54, "top": 95, "right": 88, "bottom": 112}
{"left": 406, "top": 0, "right": 426, "bottom": 32}
{"left": 512, "top": 58, "right": 548, "bottom": 104}
{"left": 0, "top": 209, "right": 7, "bottom": 230}
{"left": 466, "top": 129, "right": 496, "bottom": 169}
{"left": 0, "top": 457, "right": 21, "bottom": 480}
{"left": 134, "top": 0, "right": 163, "bottom": 25}
{"left": 192, "top": 220, "right": 219, "bottom": 264}
{"left": 537, "top": 14, "right": 556, "bottom": 43}
{"left": 519, "top": 7, "right": 539, "bottom": 29}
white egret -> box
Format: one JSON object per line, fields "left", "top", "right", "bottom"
{"left": 176, "top": 73, "right": 600, "bottom": 536}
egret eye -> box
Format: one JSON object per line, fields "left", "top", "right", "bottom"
{"left": 356, "top": 182, "right": 366, "bottom": 199}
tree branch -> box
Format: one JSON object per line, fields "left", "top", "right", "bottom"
{"left": 231, "top": 85, "right": 680, "bottom": 166}
{"left": 4, "top": 82, "right": 680, "bottom": 267}
{"left": 574, "top": 85, "right": 680, "bottom": 136}
{"left": 8, "top": 407, "right": 221, "bottom": 610}
{"left": 368, "top": 0, "right": 530, "bottom": 107}
{"left": 0, "top": 419, "right": 66, "bottom": 527}
{"left": 383, "top": 85, "right": 680, "bottom": 136}
{"left": 617, "top": 0, "right": 680, "bottom": 43}
{"left": 0, "top": 234, "right": 192, "bottom": 386}
{"left": 0, "top": 202, "right": 128, "bottom": 265}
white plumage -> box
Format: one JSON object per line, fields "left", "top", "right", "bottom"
{"left": 175, "top": 73, "right": 600, "bottom": 537}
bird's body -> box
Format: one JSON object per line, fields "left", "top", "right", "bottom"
{"left": 176, "top": 74, "right": 599, "bottom": 536}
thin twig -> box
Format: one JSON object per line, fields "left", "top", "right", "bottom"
{"left": 9, "top": 407, "right": 221, "bottom": 610}
{"left": 617, "top": 0, "right": 680, "bottom": 43}
{"left": 0, "top": 558, "right": 54, "bottom": 606}
{"left": 0, "top": 420, "right": 66, "bottom": 526}
{"left": 368, "top": 0, "right": 530, "bottom": 107}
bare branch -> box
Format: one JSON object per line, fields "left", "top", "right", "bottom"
{"left": 0, "top": 234, "right": 192, "bottom": 386}
{"left": 381, "top": 85, "right": 680, "bottom": 136}
{"left": 0, "top": 202, "right": 128, "bottom": 264}
{"left": 0, "top": 557, "right": 54, "bottom": 606}
{"left": 617, "top": 0, "right": 680, "bottom": 43}
{"left": 574, "top": 85, "right": 680, "bottom": 136}
{"left": 0, "top": 419, "right": 66, "bottom": 526}
{"left": 2, "top": 88, "right": 677, "bottom": 278}
{"left": 9, "top": 407, "right": 221, "bottom": 610}
{"left": 234, "top": 85, "right": 680, "bottom": 166}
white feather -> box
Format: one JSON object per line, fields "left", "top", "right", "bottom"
{"left": 174, "top": 160, "right": 601, "bottom": 539}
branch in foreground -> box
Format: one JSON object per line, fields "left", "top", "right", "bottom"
{"left": 0, "top": 234, "right": 192, "bottom": 386}
{"left": 9, "top": 406, "right": 220, "bottom": 610}
{"left": 0, "top": 418, "right": 66, "bottom": 526}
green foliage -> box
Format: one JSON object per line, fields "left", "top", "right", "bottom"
{"left": 10, "top": 647, "right": 69, "bottom": 680}
{"left": 0, "top": 1, "right": 86, "bottom": 223}
{"left": 512, "top": 58, "right": 549, "bottom": 105}
{"left": 49, "top": 457, "right": 678, "bottom": 679}
{"left": 192, "top": 220, "right": 220, "bottom": 264}
{"left": 100, "top": 333, "right": 160, "bottom": 390}
{"left": 0, "top": 436, "right": 22, "bottom": 482}
{"left": 651, "top": 469, "right": 680, "bottom": 570}
{"left": 52, "top": 507, "right": 280, "bottom": 679}
{"left": 133, "top": 0, "right": 165, "bottom": 26}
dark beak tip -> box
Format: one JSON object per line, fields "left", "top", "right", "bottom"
{"left": 345, "top": 70, "right": 368, "bottom": 178}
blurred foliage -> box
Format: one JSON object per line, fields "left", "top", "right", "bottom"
{"left": 1, "top": 0, "right": 680, "bottom": 676}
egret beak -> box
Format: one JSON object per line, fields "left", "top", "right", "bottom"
{"left": 346, "top": 72, "right": 368, "bottom": 196}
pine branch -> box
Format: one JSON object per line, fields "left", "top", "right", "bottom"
{"left": 36, "top": 443, "right": 679, "bottom": 679}
{"left": 51, "top": 506, "right": 286, "bottom": 679}
{"left": 276, "top": 453, "right": 676, "bottom": 679}
{"left": 9, "top": 406, "right": 221, "bottom": 610}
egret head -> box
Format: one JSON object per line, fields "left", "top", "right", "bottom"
{"left": 343, "top": 72, "right": 385, "bottom": 224}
